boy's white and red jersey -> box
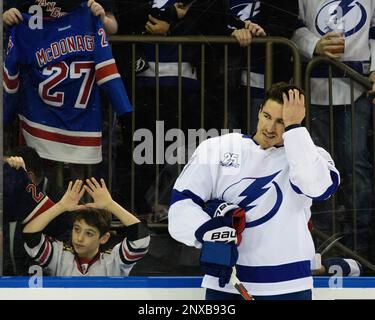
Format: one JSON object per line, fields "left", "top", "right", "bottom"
{"left": 24, "top": 224, "right": 150, "bottom": 276}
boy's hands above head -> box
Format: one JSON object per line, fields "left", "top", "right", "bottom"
{"left": 58, "top": 180, "right": 86, "bottom": 212}
{"left": 282, "top": 89, "right": 306, "bottom": 128}
{"left": 84, "top": 177, "right": 113, "bottom": 210}
{"left": 3, "top": 8, "right": 23, "bottom": 27}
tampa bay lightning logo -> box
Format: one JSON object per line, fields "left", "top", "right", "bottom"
{"left": 230, "top": 0, "right": 260, "bottom": 21}
{"left": 315, "top": 0, "right": 367, "bottom": 37}
{"left": 222, "top": 171, "right": 283, "bottom": 228}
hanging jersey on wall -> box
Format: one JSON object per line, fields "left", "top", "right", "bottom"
{"left": 3, "top": 4, "right": 132, "bottom": 164}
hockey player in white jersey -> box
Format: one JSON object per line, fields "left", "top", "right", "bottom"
{"left": 23, "top": 178, "right": 150, "bottom": 276}
{"left": 168, "top": 82, "right": 340, "bottom": 300}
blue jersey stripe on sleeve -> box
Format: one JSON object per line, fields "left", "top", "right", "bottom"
{"left": 170, "top": 189, "right": 205, "bottom": 208}
{"left": 289, "top": 170, "right": 340, "bottom": 201}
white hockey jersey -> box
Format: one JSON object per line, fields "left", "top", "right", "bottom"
{"left": 168, "top": 129, "right": 340, "bottom": 296}
{"left": 292, "top": 0, "right": 375, "bottom": 105}
{"left": 24, "top": 232, "right": 150, "bottom": 276}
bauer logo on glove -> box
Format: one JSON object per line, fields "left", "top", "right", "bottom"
{"left": 203, "top": 226, "right": 237, "bottom": 243}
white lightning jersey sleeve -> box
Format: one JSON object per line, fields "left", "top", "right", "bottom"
{"left": 168, "top": 129, "right": 340, "bottom": 296}
{"left": 292, "top": 0, "right": 375, "bottom": 105}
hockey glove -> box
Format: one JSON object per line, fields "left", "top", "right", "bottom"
{"left": 202, "top": 199, "right": 246, "bottom": 245}
{"left": 195, "top": 200, "right": 246, "bottom": 288}
{"left": 200, "top": 240, "right": 238, "bottom": 288}
{"left": 322, "top": 258, "right": 362, "bottom": 277}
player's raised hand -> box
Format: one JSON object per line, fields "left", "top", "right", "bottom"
{"left": 84, "top": 177, "right": 113, "bottom": 210}
{"left": 3, "top": 8, "right": 23, "bottom": 27}
{"left": 58, "top": 180, "right": 86, "bottom": 211}
{"left": 282, "top": 89, "right": 305, "bottom": 128}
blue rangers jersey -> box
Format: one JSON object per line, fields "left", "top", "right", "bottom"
{"left": 168, "top": 128, "right": 339, "bottom": 295}
{"left": 292, "top": 0, "right": 375, "bottom": 105}
{"left": 3, "top": 3, "right": 132, "bottom": 164}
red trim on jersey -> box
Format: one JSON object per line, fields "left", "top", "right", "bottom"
{"left": 124, "top": 250, "right": 146, "bottom": 260}
{"left": 20, "top": 119, "right": 102, "bottom": 147}
{"left": 95, "top": 62, "right": 118, "bottom": 83}
{"left": 75, "top": 252, "right": 100, "bottom": 274}
{"left": 30, "top": 198, "right": 55, "bottom": 221}
{"left": 3, "top": 69, "right": 19, "bottom": 92}
{"left": 39, "top": 239, "right": 52, "bottom": 265}
{"left": 122, "top": 242, "right": 147, "bottom": 261}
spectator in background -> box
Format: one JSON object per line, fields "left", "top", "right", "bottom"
{"left": 223, "top": 0, "right": 299, "bottom": 132}
{"left": 3, "top": 0, "right": 118, "bottom": 34}
{"left": 197, "top": 0, "right": 298, "bottom": 132}
{"left": 243, "top": 0, "right": 299, "bottom": 132}
{"left": 115, "top": 0, "right": 208, "bottom": 216}
{"left": 23, "top": 178, "right": 150, "bottom": 276}
{"left": 292, "top": 0, "right": 375, "bottom": 260}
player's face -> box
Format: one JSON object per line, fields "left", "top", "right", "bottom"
{"left": 71, "top": 219, "right": 102, "bottom": 259}
{"left": 253, "top": 99, "right": 285, "bottom": 149}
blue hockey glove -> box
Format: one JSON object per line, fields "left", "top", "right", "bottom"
{"left": 200, "top": 199, "right": 246, "bottom": 244}
{"left": 195, "top": 200, "right": 246, "bottom": 288}
{"left": 322, "top": 258, "right": 362, "bottom": 276}
{"left": 200, "top": 240, "right": 238, "bottom": 288}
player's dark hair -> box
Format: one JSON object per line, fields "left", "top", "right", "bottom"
{"left": 6, "top": 146, "right": 44, "bottom": 178}
{"left": 73, "top": 208, "right": 112, "bottom": 236}
{"left": 263, "top": 82, "right": 305, "bottom": 105}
